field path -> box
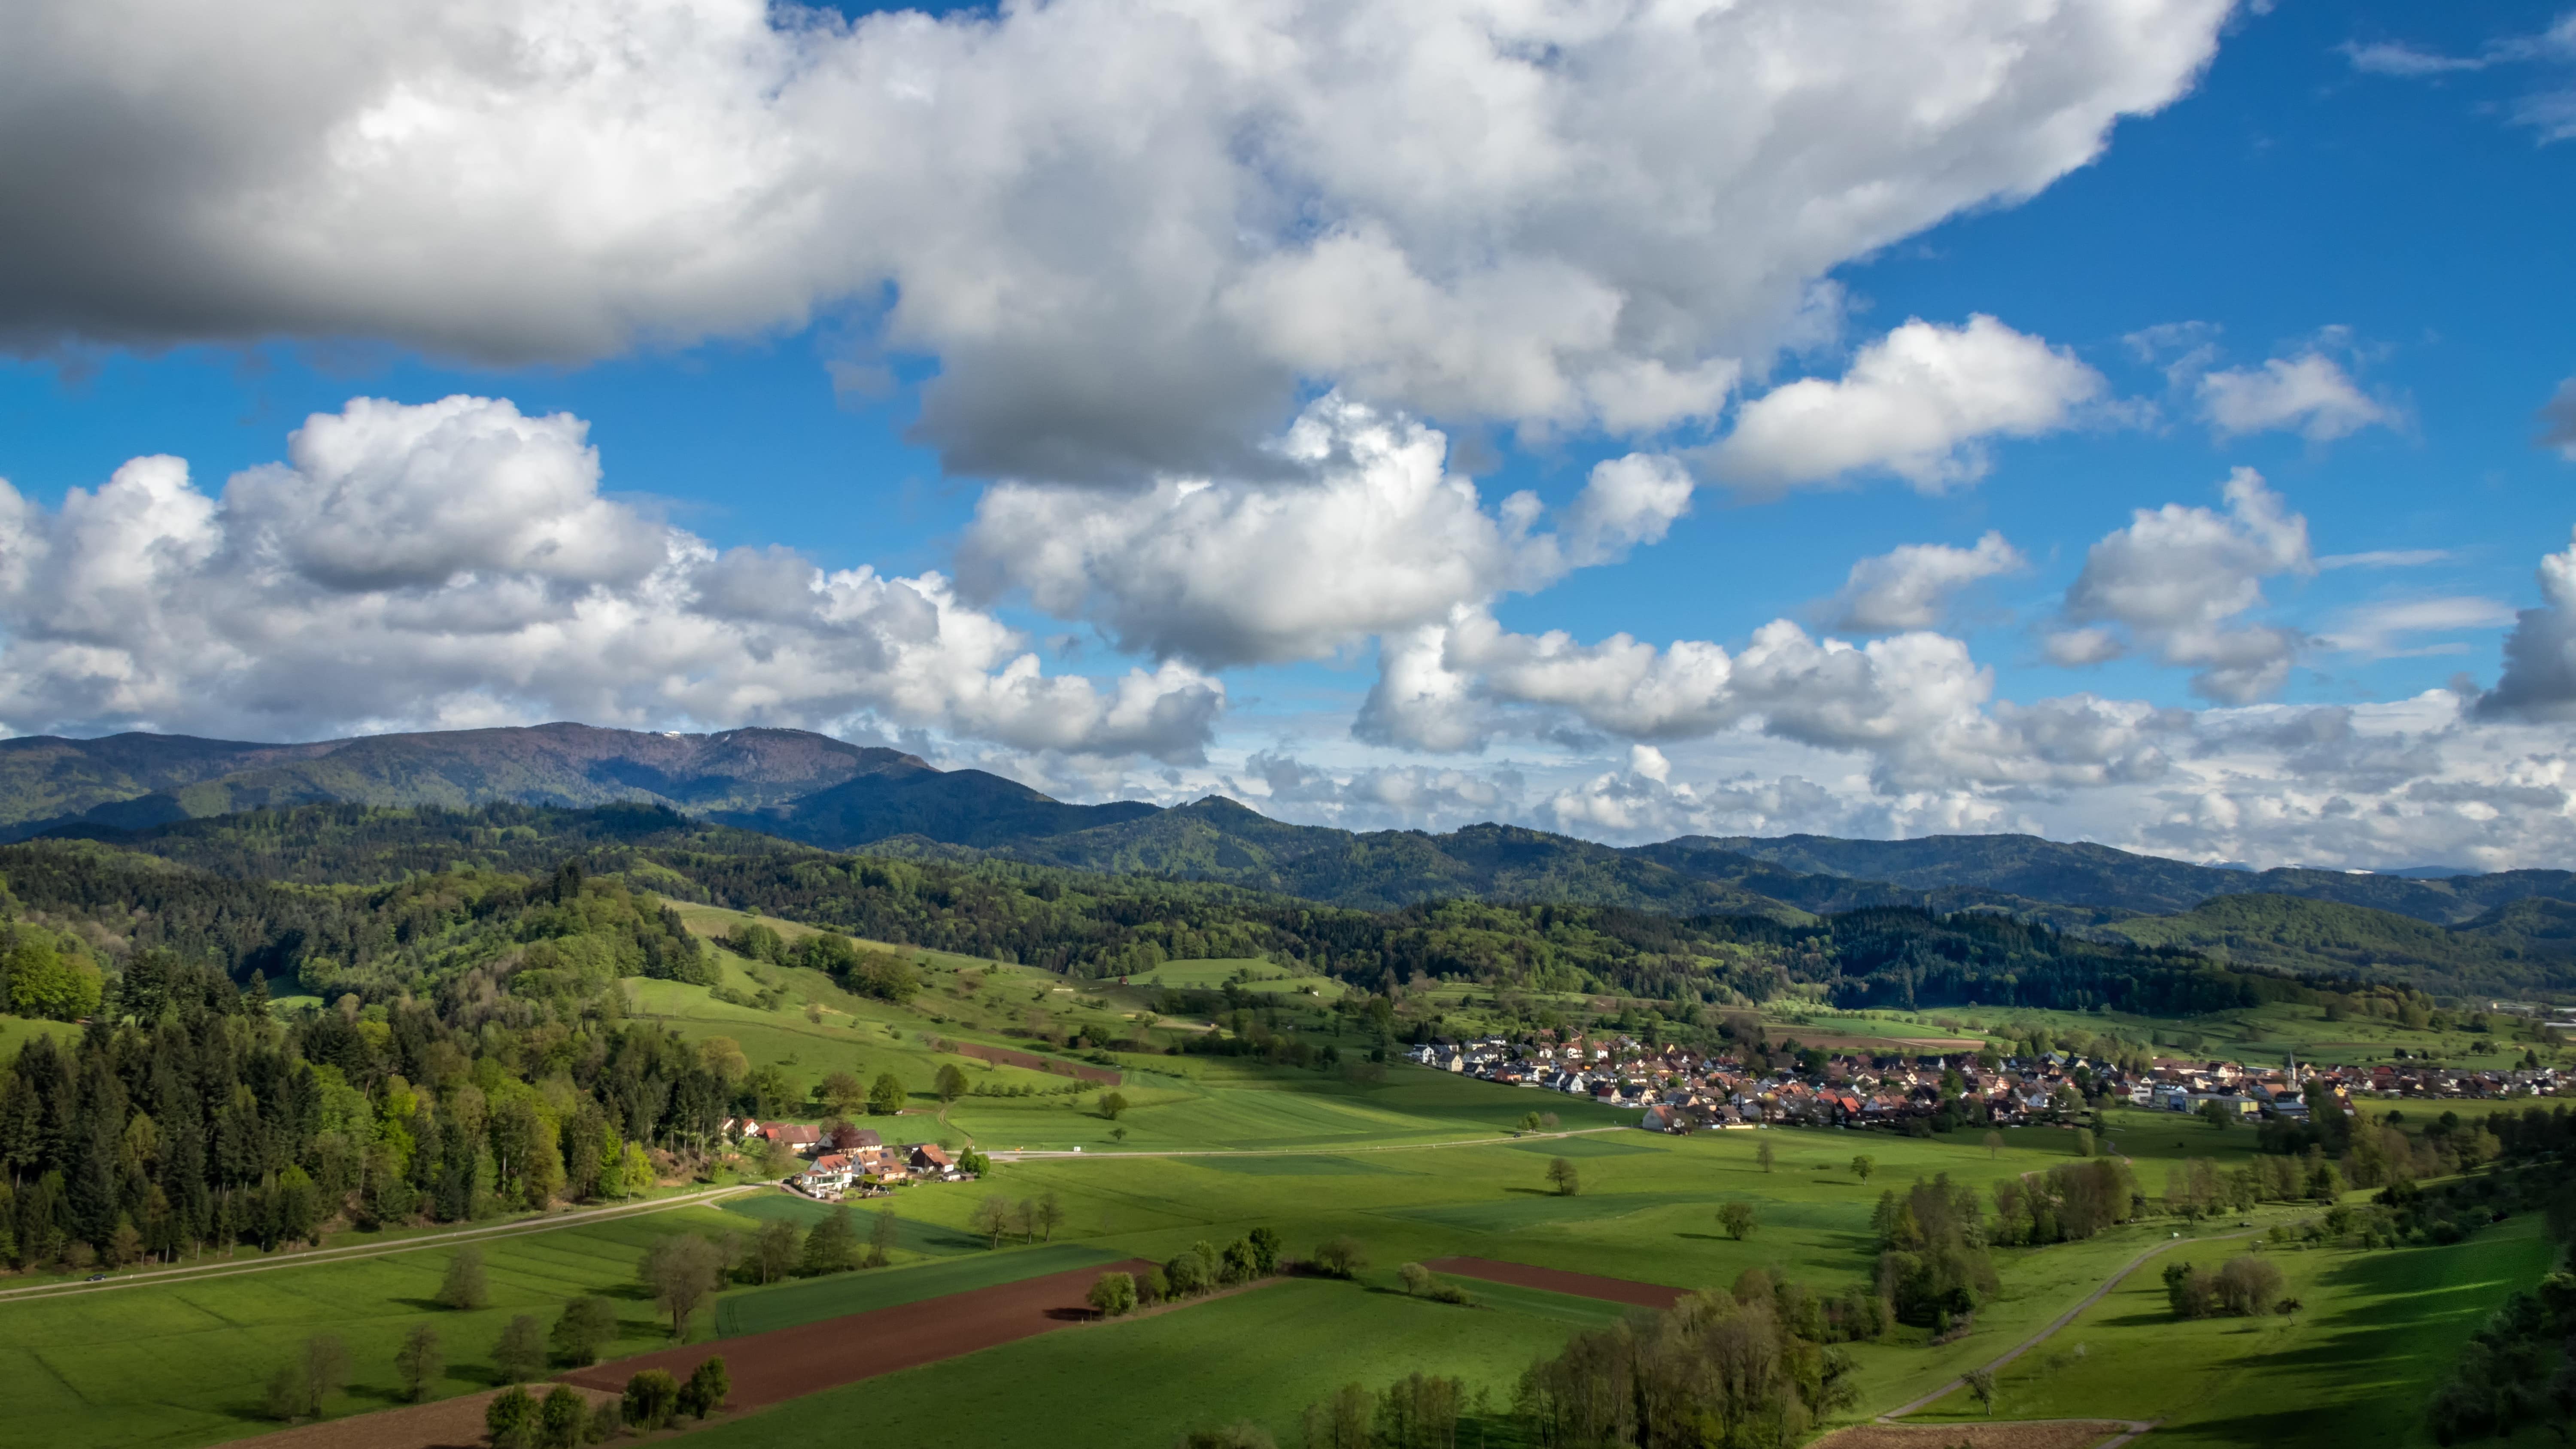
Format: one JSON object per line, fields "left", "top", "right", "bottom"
{"left": 988, "top": 1124, "right": 1633, "bottom": 1161}
{"left": 0, "top": 1185, "right": 756, "bottom": 1305}
{"left": 1878, "top": 1227, "right": 2260, "bottom": 1423}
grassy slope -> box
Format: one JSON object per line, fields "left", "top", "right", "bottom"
{"left": 1904, "top": 1215, "right": 2555, "bottom": 1448}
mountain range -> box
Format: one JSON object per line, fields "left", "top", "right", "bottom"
{"left": 11, "top": 723, "right": 2575, "bottom": 946}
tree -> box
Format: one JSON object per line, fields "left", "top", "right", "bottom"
{"left": 867, "top": 1072, "right": 908, "bottom": 1116}
{"left": 802, "top": 1205, "right": 858, "bottom": 1276}
{"left": 818, "top": 1070, "right": 867, "bottom": 1118}
{"left": 869, "top": 1206, "right": 900, "bottom": 1267}
{"left": 1088, "top": 1271, "right": 1138, "bottom": 1316}
{"left": 1546, "top": 1157, "right": 1580, "bottom": 1196}
{"left": 641, "top": 1234, "right": 726, "bottom": 1338}
{"left": 1851, "top": 1154, "right": 1875, "bottom": 1183}
{"left": 1398, "top": 1262, "right": 1434, "bottom": 1296}
{"left": 1965, "top": 1367, "right": 1997, "bottom": 1416}
{"left": 972, "top": 1194, "right": 1013, "bottom": 1249}
{"left": 679, "top": 1356, "right": 731, "bottom": 1419}
{"left": 1756, "top": 1138, "right": 1776, "bottom": 1173}
{"left": 536, "top": 1386, "right": 588, "bottom": 1449}
{"left": 1303, "top": 1385, "right": 1373, "bottom": 1449}
{"left": 1098, "top": 1091, "right": 1130, "bottom": 1120}
{"left": 623, "top": 1369, "right": 680, "bottom": 1432}
{"left": 1518, "top": 1111, "right": 1544, "bottom": 1135}
{"left": 1247, "top": 1226, "right": 1282, "bottom": 1274}
{"left": 2215, "top": 1256, "right": 2286, "bottom": 1317}
{"left": 753, "top": 1216, "right": 801, "bottom": 1283}
{"left": 486, "top": 1385, "right": 538, "bottom": 1449}
{"left": 393, "top": 1324, "right": 441, "bottom": 1402}
{"left": 2199, "top": 1100, "right": 2233, "bottom": 1131}
{"left": 437, "top": 1245, "right": 489, "bottom": 1309}
{"left": 550, "top": 1296, "right": 620, "bottom": 1367}
{"left": 586, "top": 1398, "right": 624, "bottom": 1445}
{"left": 2074, "top": 1127, "right": 2096, "bottom": 1158}
{"left": 935, "top": 1064, "right": 970, "bottom": 1103}
{"left": 495, "top": 1313, "right": 547, "bottom": 1383}
{"left": 264, "top": 1361, "right": 310, "bottom": 1423}
{"left": 1984, "top": 1130, "right": 2005, "bottom": 1158}
{"left": 1034, "top": 1191, "right": 1065, "bottom": 1242}
{"left": 1312, "top": 1237, "right": 1367, "bottom": 1279}
{"left": 1718, "top": 1201, "right": 1758, "bottom": 1240}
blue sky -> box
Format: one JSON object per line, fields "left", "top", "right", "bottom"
{"left": 2, "top": 0, "right": 2573, "bottom": 868}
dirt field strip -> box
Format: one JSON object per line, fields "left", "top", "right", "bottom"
{"left": 0, "top": 1185, "right": 758, "bottom": 1305}
{"left": 559, "top": 1257, "right": 1167, "bottom": 1412}
{"left": 222, "top": 1385, "right": 625, "bottom": 1449}
{"left": 1419, "top": 1256, "right": 1692, "bottom": 1309}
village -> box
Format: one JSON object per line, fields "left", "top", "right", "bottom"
{"left": 1406, "top": 1028, "right": 2572, "bottom": 1134}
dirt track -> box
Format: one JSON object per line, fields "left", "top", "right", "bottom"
{"left": 559, "top": 1258, "right": 1160, "bottom": 1411}
{"left": 1813, "top": 1424, "right": 2131, "bottom": 1449}
{"left": 1421, "top": 1256, "right": 1690, "bottom": 1309}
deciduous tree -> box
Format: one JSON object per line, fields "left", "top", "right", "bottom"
{"left": 641, "top": 1235, "right": 725, "bottom": 1339}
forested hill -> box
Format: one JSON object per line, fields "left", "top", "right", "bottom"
{"left": 0, "top": 802, "right": 2308, "bottom": 1021}
{"left": 6, "top": 726, "right": 2573, "bottom": 933}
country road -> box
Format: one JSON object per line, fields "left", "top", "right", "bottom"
{"left": 1878, "top": 1225, "right": 2263, "bottom": 1423}
{"left": 0, "top": 1183, "right": 757, "bottom": 1305}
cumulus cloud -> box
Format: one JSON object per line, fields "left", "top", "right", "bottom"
{"left": 2542, "top": 377, "right": 2576, "bottom": 459}
{"left": 960, "top": 396, "right": 1691, "bottom": 669}
{"left": 1227, "top": 749, "right": 1523, "bottom": 834}
{"left": 0, "top": 395, "right": 1220, "bottom": 758}
{"left": 1, "top": 0, "right": 2234, "bottom": 479}
{"left": 1825, "top": 532, "right": 2024, "bottom": 633}
{"left": 2196, "top": 352, "right": 2393, "bottom": 441}
{"left": 2477, "top": 527, "right": 2576, "bottom": 721}
{"left": 2047, "top": 468, "right": 2313, "bottom": 702}
{"left": 1703, "top": 317, "right": 2105, "bottom": 493}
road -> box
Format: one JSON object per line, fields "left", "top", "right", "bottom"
{"left": 1877, "top": 1224, "right": 2263, "bottom": 1423}
{"left": 986, "top": 1124, "right": 1635, "bottom": 1161}
{"left": 0, "top": 1183, "right": 757, "bottom": 1304}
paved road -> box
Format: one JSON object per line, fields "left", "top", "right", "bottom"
{"left": 0, "top": 1183, "right": 757, "bottom": 1304}
{"left": 1877, "top": 1225, "right": 2262, "bottom": 1423}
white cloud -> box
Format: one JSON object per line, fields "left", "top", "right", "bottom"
{"left": 2340, "top": 41, "right": 2488, "bottom": 77}
{"left": 959, "top": 396, "right": 1690, "bottom": 669}
{"left": 2315, "top": 597, "right": 2515, "bottom": 659}
{"left": 2542, "top": 377, "right": 2576, "bottom": 459}
{"left": 2478, "top": 526, "right": 2576, "bottom": 721}
{"left": 1228, "top": 749, "right": 1523, "bottom": 834}
{"left": 2049, "top": 468, "right": 2313, "bottom": 703}
{"left": 0, "top": 0, "right": 2235, "bottom": 479}
{"left": 0, "top": 395, "right": 1221, "bottom": 759}
{"left": 1826, "top": 531, "right": 2024, "bottom": 633}
{"left": 2196, "top": 352, "right": 2393, "bottom": 441}
{"left": 1703, "top": 316, "right": 2105, "bottom": 494}
{"left": 2316, "top": 549, "right": 2452, "bottom": 569}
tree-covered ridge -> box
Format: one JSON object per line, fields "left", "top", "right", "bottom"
{"left": 0, "top": 804, "right": 2332, "bottom": 1016}
{"left": 2105, "top": 892, "right": 2576, "bottom": 998}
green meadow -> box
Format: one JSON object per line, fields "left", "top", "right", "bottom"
{"left": 1903, "top": 1215, "right": 2556, "bottom": 1449}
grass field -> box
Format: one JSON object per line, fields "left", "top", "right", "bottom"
{"left": 1903, "top": 1215, "right": 2555, "bottom": 1448}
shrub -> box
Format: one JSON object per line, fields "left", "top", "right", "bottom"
{"left": 622, "top": 1369, "right": 680, "bottom": 1431}
{"left": 2215, "top": 1256, "right": 2286, "bottom": 1317}
{"left": 535, "top": 1386, "right": 588, "bottom": 1449}
{"left": 1138, "top": 1266, "right": 1170, "bottom": 1304}
{"left": 1397, "top": 1262, "right": 1434, "bottom": 1297}
{"left": 679, "top": 1356, "right": 731, "bottom": 1419}
{"left": 1088, "top": 1271, "right": 1139, "bottom": 1316}
{"left": 1175, "top": 1423, "right": 1276, "bottom": 1449}
{"left": 486, "top": 1385, "right": 538, "bottom": 1449}
{"left": 1312, "top": 1237, "right": 1367, "bottom": 1280}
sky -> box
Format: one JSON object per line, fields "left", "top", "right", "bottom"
{"left": 2, "top": 0, "right": 2574, "bottom": 870}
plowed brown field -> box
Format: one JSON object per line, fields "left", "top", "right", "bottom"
{"left": 1420, "top": 1255, "right": 1691, "bottom": 1308}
